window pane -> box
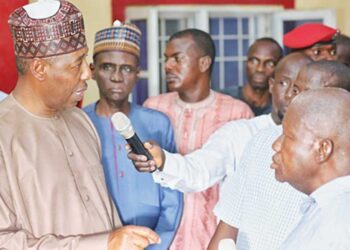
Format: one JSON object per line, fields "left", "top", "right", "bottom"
{"left": 224, "top": 39, "right": 238, "bottom": 57}
{"left": 224, "top": 61, "right": 239, "bottom": 88}
{"left": 224, "top": 18, "right": 238, "bottom": 35}
{"left": 132, "top": 78, "right": 149, "bottom": 105}
{"left": 209, "top": 18, "right": 219, "bottom": 35}
{"left": 159, "top": 62, "right": 166, "bottom": 93}
{"left": 165, "top": 20, "right": 180, "bottom": 36}
{"left": 132, "top": 20, "right": 148, "bottom": 70}
{"left": 243, "top": 38, "right": 250, "bottom": 56}
{"left": 158, "top": 41, "right": 163, "bottom": 58}
{"left": 213, "top": 39, "right": 220, "bottom": 57}
{"left": 242, "top": 18, "right": 249, "bottom": 35}
{"left": 242, "top": 62, "right": 247, "bottom": 85}
{"left": 211, "top": 61, "right": 220, "bottom": 91}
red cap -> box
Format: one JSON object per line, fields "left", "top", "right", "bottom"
{"left": 283, "top": 23, "right": 337, "bottom": 49}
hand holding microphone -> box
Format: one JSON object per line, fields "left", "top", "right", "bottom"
{"left": 111, "top": 112, "right": 165, "bottom": 172}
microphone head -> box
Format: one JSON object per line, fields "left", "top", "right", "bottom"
{"left": 111, "top": 112, "right": 135, "bottom": 139}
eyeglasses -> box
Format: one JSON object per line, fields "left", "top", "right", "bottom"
{"left": 101, "top": 63, "right": 138, "bottom": 76}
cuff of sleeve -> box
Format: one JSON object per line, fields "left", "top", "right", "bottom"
{"left": 152, "top": 170, "right": 173, "bottom": 187}
{"left": 152, "top": 151, "right": 176, "bottom": 186}
{"left": 77, "top": 233, "right": 109, "bottom": 250}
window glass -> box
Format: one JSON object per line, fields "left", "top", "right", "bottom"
{"left": 242, "top": 18, "right": 249, "bottom": 35}
{"left": 224, "top": 39, "right": 238, "bottom": 57}
{"left": 224, "top": 61, "right": 239, "bottom": 87}
{"left": 224, "top": 18, "right": 238, "bottom": 35}
{"left": 132, "top": 78, "right": 149, "bottom": 105}
{"left": 132, "top": 20, "right": 148, "bottom": 70}
{"left": 165, "top": 19, "right": 181, "bottom": 36}
{"left": 209, "top": 19, "right": 219, "bottom": 35}
{"left": 211, "top": 61, "right": 221, "bottom": 91}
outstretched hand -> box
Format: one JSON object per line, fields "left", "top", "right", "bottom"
{"left": 126, "top": 141, "right": 165, "bottom": 172}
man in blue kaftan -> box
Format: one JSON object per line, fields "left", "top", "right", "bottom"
{"left": 84, "top": 21, "right": 183, "bottom": 250}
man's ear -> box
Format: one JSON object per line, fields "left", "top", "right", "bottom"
{"left": 30, "top": 58, "right": 48, "bottom": 81}
{"left": 136, "top": 66, "right": 141, "bottom": 80}
{"left": 90, "top": 63, "right": 96, "bottom": 80}
{"left": 199, "top": 56, "right": 211, "bottom": 73}
{"left": 268, "top": 77, "right": 275, "bottom": 94}
{"left": 315, "top": 138, "right": 333, "bottom": 163}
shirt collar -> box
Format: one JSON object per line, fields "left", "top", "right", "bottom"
{"left": 310, "top": 175, "right": 350, "bottom": 208}
{"left": 175, "top": 89, "right": 215, "bottom": 110}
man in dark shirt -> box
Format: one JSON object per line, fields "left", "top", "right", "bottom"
{"left": 222, "top": 38, "right": 283, "bottom": 116}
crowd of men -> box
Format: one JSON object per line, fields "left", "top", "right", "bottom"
{"left": 1, "top": 0, "right": 350, "bottom": 249}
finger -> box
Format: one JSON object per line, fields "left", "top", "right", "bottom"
{"left": 144, "top": 142, "right": 153, "bottom": 150}
{"left": 125, "top": 144, "right": 132, "bottom": 153}
{"left": 131, "top": 226, "right": 160, "bottom": 244}
{"left": 128, "top": 152, "right": 148, "bottom": 162}
{"left": 133, "top": 160, "right": 155, "bottom": 168}
{"left": 131, "top": 233, "right": 152, "bottom": 249}
{"left": 138, "top": 166, "right": 157, "bottom": 172}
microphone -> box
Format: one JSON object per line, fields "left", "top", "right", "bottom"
{"left": 111, "top": 112, "right": 153, "bottom": 161}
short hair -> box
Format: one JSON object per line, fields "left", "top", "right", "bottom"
{"left": 335, "top": 34, "right": 350, "bottom": 66}
{"left": 15, "top": 57, "right": 29, "bottom": 75}
{"left": 336, "top": 34, "right": 350, "bottom": 47}
{"left": 307, "top": 60, "right": 350, "bottom": 91}
{"left": 15, "top": 56, "right": 58, "bottom": 76}
{"left": 168, "top": 29, "right": 215, "bottom": 75}
{"left": 249, "top": 37, "right": 284, "bottom": 61}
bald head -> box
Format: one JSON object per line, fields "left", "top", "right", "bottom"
{"left": 288, "top": 88, "right": 350, "bottom": 180}
{"left": 273, "top": 88, "right": 350, "bottom": 195}
{"left": 292, "top": 60, "right": 350, "bottom": 96}
{"left": 288, "top": 88, "right": 350, "bottom": 141}
{"left": 336, "top": 34, "right": 350, "bottom": 66}
{"left": 274, "top": 52, "right": 312, "bottom": 77}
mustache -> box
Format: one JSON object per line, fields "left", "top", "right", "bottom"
{"left": 166, "top": 73, "right": 179, "bottom": 82}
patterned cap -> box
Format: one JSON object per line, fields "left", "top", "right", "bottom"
{"left": 93, "top": 20, "right": 141, "bottom": 58}
{"left": 8, "top": 0, "right": 87, "bottom": 58}
{"left": 283, "top": 23, "right": 337, "bottom": 49}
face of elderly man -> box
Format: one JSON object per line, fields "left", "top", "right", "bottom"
{"left": 41, "top": 47, "right": 90, "bottom": 110}
{"left": 271, "top": 102, "right": 317, "bottom": 193}
{"left": 272, "top": 88, "right": 350, "bottom": 195}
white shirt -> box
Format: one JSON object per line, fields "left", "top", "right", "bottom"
{"left": 214, "top": 125, "right": 307, "bottom": 250}
{"left": 152, "top": 114, "right": 275, "bottom": 192}
{"left": 0, "top": 91, "right": 7, "bottom": 101}
{"left": 280, "top": 175, "right": 350, "bottom": 250}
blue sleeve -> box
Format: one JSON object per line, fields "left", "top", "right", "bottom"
{"left": 147, "top": 114, "right": 183, "bottom": 250}
{"left": 147, "top": 187, "right": 183, "bottom": 250}
{"left": 160, "top": 114, "right": 177, "bottom": 154}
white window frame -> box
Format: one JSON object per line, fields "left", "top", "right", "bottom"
{"left": 126, "top": 6, "right": 336, "bottom": 97}
{"left": 126, "top": 5, "right": 282, "bottom": 97}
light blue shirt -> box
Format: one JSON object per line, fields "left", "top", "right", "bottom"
{"left": 0, "top": 91, "right": 7, "bottom": 101}
{"left": 84, "top": 102, "right": 183, "bottom": 250}
{"left": 220, "top": 125, "right": 307, "bottom": 250}
{"left": 280, "top": 175, "right": 350, "bottom": 250}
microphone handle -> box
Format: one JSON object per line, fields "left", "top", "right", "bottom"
{"left": 126, "top": 134, "right": 153, "bottom": 161}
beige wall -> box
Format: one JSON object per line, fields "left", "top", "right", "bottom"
{"left": 296, "top": 0, "right": 350, "bottom": 36}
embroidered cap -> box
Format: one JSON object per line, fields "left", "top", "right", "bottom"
{"left": 283, "top": 23, "right": 337, "bottom": 49}
{"left": 93, "top": 20, "right": 141, "bottom": 58}
{"left": 8, "top": 0, "right": 87, "bottom": 59}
